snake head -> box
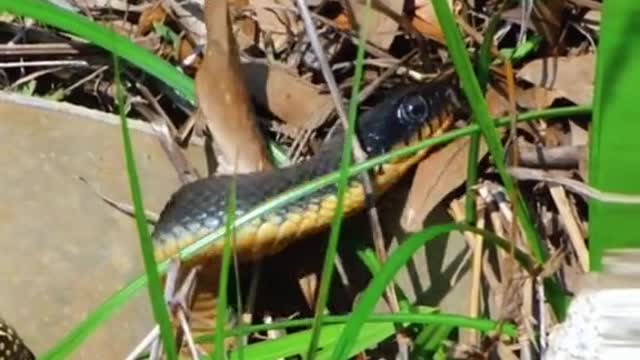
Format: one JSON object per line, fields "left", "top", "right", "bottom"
{"left": 357, "top": 80, "right": 463, "bottom": 156}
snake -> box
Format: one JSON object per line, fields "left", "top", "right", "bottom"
{"left": 0, "top": 78, "right": 462, "bottom": 358}
{"left": 149, "top": 77, "right": 464, "bottom": 349}
{"left": 151, "top": 78, "right": 462, "bottom": 267}
{"left": 0, "top": 318, "right": 34, "bottom": 360}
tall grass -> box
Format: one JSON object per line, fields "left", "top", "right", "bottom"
{"left": 431, "top": 0, "right": 568, "bottom": 319}
{"left": 305, "top": 0, "right": 372, "bottom": 358}
{"left": 111, "top": 54, "right": 178, "bottom": 359}
{"left": 214, "top": 178, "right": 239, "bottom": 359}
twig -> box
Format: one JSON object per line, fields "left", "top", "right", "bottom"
{"left": 76, "top": 175, "right": 159, "bottom": 223}
{"left": 294, "top": 0, "right": 400, "bottom": 315}
{"left": 517, "top": 145, "right": 585, "bottom": 169}
{"left": 134, "top": 98, "right": 200, "bottom": 184}
{"left": 177, "top": 309, "right": 200, "bottom": 360}
{"left": 508, "top": 167, "right": 640, "bottom": 204}
{"left": 8, "top": 66, "right": 65, "bottom": 90}
{"left": 467, "top": 211, "right": 486, "bottom": 346}
{"left": 64, "top": 65, "right": 109, "bottom": 95}
{"left": 125, "top": 325, "right": 160, "bottom": 360}
{"left": 0, "top": 60, "right": 89, "bottom": 68}
{"left": 548, "top": 185, "right": 589, "bottom": 272}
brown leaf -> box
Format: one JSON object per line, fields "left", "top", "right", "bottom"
{"left": 517, "top": 53, "right": 596, "bottom": 106}
{"left": 414, "top": 0, "right": 449, "bottom": 32}
{"left": 485, "top": 85, "right": 511, "bottom": 118}
{"left": 569, "top": 121, "right": 589, "bottom": 147}
{"left": 334, "top": 12, "right": 353, "bottom": 31}
{"left": 241, "top": 63, "right": 335, "bottom": 130}
{"left": 138, "top": 3, "right": 167, "bottom": 35}
{"left": 530, "top": 0, "right": 566, "bottom": 48}
{"left": 400, "top": 136, "right": 489, "bottom": 232}
{"left": 570, "top": 121, "right": 590, "bottom": 179}
{"left": 196, "top": 0, "right": 273, "bottom": 174}
{"left": 250, "top": 0, "right": 302, "bottom": 52}
{"left": 501, "top": 1, "right": 566, "bottom": 49}
{"left": 347, "top": 0, "right": 404, "bottom": 50}
{"left": 411, "top": 0, "right": 446, "bottom": 45}
{"left": 515, "top": 86, "right": 561, "bottom": 110}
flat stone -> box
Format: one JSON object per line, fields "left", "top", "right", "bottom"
{"left": 0, "top": 92, "right": 207, "bottom": 359}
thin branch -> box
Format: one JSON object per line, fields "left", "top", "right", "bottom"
{"left": 508, "top": 167, "right": 640, "bottom": 204}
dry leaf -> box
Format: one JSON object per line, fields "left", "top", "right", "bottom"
{"left": 485, "top": 85, "right": 511, "bottom": 118}
{"left": 400, "top": 136, "right": 489, "bottom": 232}
{"left": 241, "top": 63, "right": 335, "bottom": 130}
{"left": 162, "top": 0, "right": 206, "bottom": 45}
{"left": 196, "top": 0, "right": 273, "bottom": 173}
{"left": 517, "top": 53, "right": 596, "bottom": 106}
{"left": 569, "top": 121, "right": 589, "bottom": 179}
{"left": 530, "top": 0, "right": 566, "bottom": 48}
{"left": 583, "top": 9, "right": 600, "bottom": 32}
{"left": 251, "top": 0, "right": 302, "bottom": 52}
{"left": 414, "top": 0, "right": 449, "bottom": 29}
{"left": 569, "top": 121, "right": 588, "bottom": 147}
{"left": 334, "top": 12, "right": 353, "bottom": 31}
{"left": 515, "top": 86, "right": 561, "bottom": 110}
{"left": 178, "top": 38, "right": 201, "bottom": 70}
{"left": 411, "top": 0, "right": 447, "bottom": 45}
{"left": 347, "top": 0, "right": 403, "bottom": 50}
{"left": 138, "top": 3, "right": 167, "bottom": 35}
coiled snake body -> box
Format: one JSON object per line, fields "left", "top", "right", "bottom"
{"left": 149, "top": 78, "right": 463, "bottom": 350}
{"left": 0, "top": 79, "right": 462, "bottom": 358}
{"left": 152, "top": 79, "right": 461, "bottom": 266}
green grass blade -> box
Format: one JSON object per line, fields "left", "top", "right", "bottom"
{"left": 464, "top": 2, "right": 505, "bottom": 227}
{"left": 330, "top": 223, "right": 534, "bottom": 359}
{"left": 39, "top": 275, "right": 150, "bottom": 359}
{"left": 219, "top": 312, "right": 516, "bottom": 340}
{"left": 214, "top": 178, "right": 238, "bottom": 359}
{"left": 305, "top": 1, "right": 372, "bottom": 358}
{"left": 588, "top": 0, "right": 640, "bottom": 269}
{"left": 0, "top": 0, "right": 294, "bottom": 164}
{"left": 229, "top": 323, "right": 393, "bottom": 360}
{"left": 420, "top": 324, "right": 453, "bottom": 353}
{"left": 430, "top": 0, "right": 568, "bottom": 319}
{"left": 204, "top": 312, "right": 515, "bottom": 360}
{"left": 112, "top": 56, "right": 178, "bottom": 358}
{"left": 41, "top": 105, "right": 587, "bottom": 358}
{"left": 0, "top": 0, "right": 195, "bottom": 103}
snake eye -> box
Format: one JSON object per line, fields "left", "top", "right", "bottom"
{"left": 397, "top": 94, "right": 429, "bottom": 124}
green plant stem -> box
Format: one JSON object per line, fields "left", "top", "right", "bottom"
{"left": 464, "top": 133, "right": 480, "bottom": 224}
{"left": 431, "top": 0, "right": 568, "bottom": 319}
{"left": 0, "top": 0, "right": 194, "bottom": 103}
{"left": 214, "top": 179, "right": 238, "bottom": 359}
{"left": 42, "top": 105, "right": 588, "bottom": 359}
{"left": 304, "top": 1, "right": 372, "bottom": 358}
{"left": 113, "top": 56, "right": 177, "bottom": 359}
{"left": 223, "top": 312, "right": 517, "bottom": 339}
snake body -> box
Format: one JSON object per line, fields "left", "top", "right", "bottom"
{"left": 152, "top": 79, "right": 461, "bottom": 266}
{"left": 0, "top": 79, "right": 461, "bottom": 359}
{"left": 0, "top": 318, "right": 34, "bottom": 360}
